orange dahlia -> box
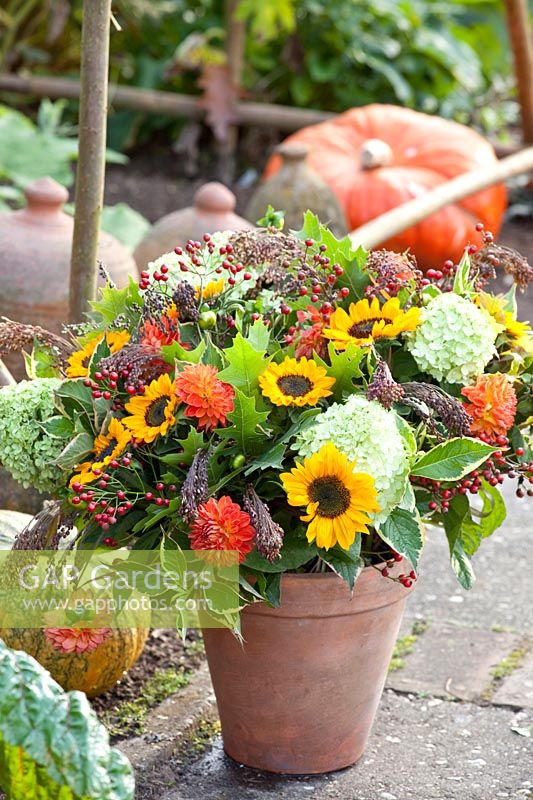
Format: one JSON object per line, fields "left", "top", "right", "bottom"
{"left": 174, "top": 364, "right": 235, "bottom": 431}
{"left": 188, "top": 496, "right": 256, "bottom": 563}
{"left": 462, "top": 373, "right": 517, "bottom": 440}
{"left": 44, "top": 627, "right": 111, "bottom": 654}
{"left": 141, "top": 304, "right": 181, "bottom": 349}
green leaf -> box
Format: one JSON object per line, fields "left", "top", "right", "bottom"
{"left": 244, "top": 529, "right": 317, "bottom": 573}
{"left": 316, "top": 343, "right": 364, "bottom": 401}
{"left": 54, "top": 432, "right": 94, "bottom": 469}
{"left": 0, "top": 640, "right": 134, "bottom": 799}
{"left": 298, "top": 212, "right": 369, "bottom": 299}
{"left": 38, "top": 416, "right": 75, "bottom": 439}
{"left": 23, "top": 340, "right": 61, "bottom": 379}
{"left": 450, "top": 541, "right": 476, "bottom": 589}
{"left": 319, "top": 538, "right": 364, "bottom": 590}
{"left": 411, "top": 439, "right": 496, "bottom": 481}
{"left": 244, "top": 441, "right": 287, "bottom": 475}
{"left": 246, "top": 319, "right": 271, "bottom": 352}
{"left": 90, "top": 280, "right": 142, "bottom": 325}
{"left": 219, "top": 390, "right": 270, "bottom": 456}
{"left": 378, "top": 507, "right": 425, "bottom": 570}
{"left": 162, "top": 339, "right": 206, "bottom": 365}
{"left": 217, "top": 333, "right": 270, "bottom": 395}
{"left": 453, "top": 251, "right": 475, "bottom": 295}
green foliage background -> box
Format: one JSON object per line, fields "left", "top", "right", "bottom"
{"left": 0, "top": 0, "right": 522, "bottom": 150}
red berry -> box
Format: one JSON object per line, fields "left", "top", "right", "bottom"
{"left": 156, "top": 482, "right": 164, "bottom": 491}
{"left": 428, "top": 501, "right": 438, "bottom": 511}
{"left": 516, "top": 447, "right": 525, "bottom": 456}
{"left": 305, "top": 239, "right": 314, "bottom": 247}
{"left": 145, "top": 492, "right": 154, "bottom": 501}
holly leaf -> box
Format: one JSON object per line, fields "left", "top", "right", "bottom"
{"left": 217, "top": 333, "right": 270, "bottom": 395}
{"left": 219, "top": 389, "right": 270, "bottom": 455}
{"left": 377, "top": 507, "right": 425, "bottom": 570}
{"left": 411, "top": 439, "right": 497, "bottom": 481}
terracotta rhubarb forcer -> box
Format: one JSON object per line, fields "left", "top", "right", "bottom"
{"left": 203, "top": 565, "right": 413, "bottom": 774}
{"left": 0, "top": 177, "right": 138, "bottom": 378}
{"left": 133, "top": 182, "right": 254, "bottom": 270}
{"left": 246, "top": 142, "right": 348, "bottom": 237}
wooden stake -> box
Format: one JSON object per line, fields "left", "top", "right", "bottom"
{"left": 505, "top": 0, "right": 533, "bottom": 144}
{"left": 351, "top": 147, "right": 533, "bottom": 250}
{"left": 68, "top": 0, "right": 112, "bottom": 324}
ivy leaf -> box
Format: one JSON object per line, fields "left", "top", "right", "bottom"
{"left": 217, "top": 333, "right": 270, "bottom": 395}
{"left": 319, "top": 538, "right": 364, "bottom": 590}
{"left": 411, "top": 439, "right": 497, "bottom": 481}
{"left": 378, "top": 507, "right": 425, "bottom": 570}
{"left": 244, "top": 529, "right": 317, "bottom": 573}
{"left": 219, "top": 389, "right": 270, "bottom": 455}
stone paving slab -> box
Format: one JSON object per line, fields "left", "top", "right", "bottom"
{"left": 494, "top": 650, "right": 533, "bottom": 711}
{"left": 161, "top": 691, "right": 533, "bottom": 800}
{"left": 118, "top": 662, "right": 217, "bottom": 768}
{"left": 386, "top": 623, "right": 521, "bottom": 702}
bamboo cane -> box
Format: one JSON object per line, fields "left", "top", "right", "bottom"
{"left": 505, "top": 0, "right": 533, "bottom": 144}
{"left": 68, "top": 0, "right": 112, "bottom": 324}
{"left": 350, "top": 147, "right": 533, "bottom": 251}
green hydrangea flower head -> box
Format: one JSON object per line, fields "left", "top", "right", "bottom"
{"left": 0, "top": 379, "right": 65, "bottom": 493}
{"left": 406, "top": 293, "right": 498, "bottom": 384}
{"left": 295, "top": 395, "right": 411, "bottom": 523}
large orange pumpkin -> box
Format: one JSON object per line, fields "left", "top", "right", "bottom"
{"left": 0, "top": 627, "right": 148, "bottom": 697}
{"left": 264, "top": 104, "right": 507, "bottom": 269}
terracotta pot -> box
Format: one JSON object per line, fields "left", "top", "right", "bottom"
{"left": 134, "top": 182, "right": 255, "bottom": 270}
{"left": 0, "top": 177, "right": 138, "bottom": 379}
{"left": 203, "top": 565, "right": 413, "bottom": 774}
{"left": 246, "top": 142, "right": 348, "bottom": 237}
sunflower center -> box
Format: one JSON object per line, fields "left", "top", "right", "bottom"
{"left": 145, "top": 396, "right": 170, "bottom": 427}
{"left": 277, "top": 375, "right": 313, "bottom": 397}
{"left": 97, "top": 439, "right": 118, "bottom": 460}
{"left": 349, "top": 316, "right": 390, "bottom": 338}
{"left": 308, "top": 476, "right": 350, "bottom": 518}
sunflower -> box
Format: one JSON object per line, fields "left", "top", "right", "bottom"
{"left": 259, "top": 357, "right": 335, "bottom": 407}
{"left": 69, "top": 417, "right": 132, "bottom": 486}
{"left": 123, "top": 373, "right": 178, "bottom": 443}
{"left": 66, "top": 331, "right": 130, "bottom": 378}
{"left": 323, "top": 297, "right": 420, "bottom": 349}
{"left": 280, "top": 443, "right": 380, "bottom": 550}
{"left": 197, "top": 279, "right": 225, "bottom": 302}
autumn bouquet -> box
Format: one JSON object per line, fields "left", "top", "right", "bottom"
{"left": 1, "top": 213, "right": 532, "bottom": 604}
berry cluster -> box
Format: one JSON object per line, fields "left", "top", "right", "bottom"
{"left": 70, "top": 455, "right": 178, "bottom": 540}
{"left": 377, "top": 550, "right": 417, "bottom": 588}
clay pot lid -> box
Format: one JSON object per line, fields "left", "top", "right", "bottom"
{"left": 24, "top": 177, "right": 69, "bottom": 212}
{"left": 194, "top": 182, "right": 237, "bottom": 213}
{"left": 276, "top": 142, "right": 309, "bottom": 162}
